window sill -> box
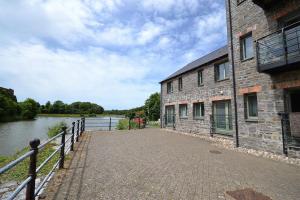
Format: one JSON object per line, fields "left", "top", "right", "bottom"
{"left": 198, "top": 84, "right": 204, "bottom": 87}
{"left": 194, "top": 117, "right": 204, "bottom": 120}
{"left": 216, "top": 78, "right": 230, "bottom": 82}
{"left": 241, "top": 57, "right": 254, "bottom": 63}
{"left": 179, "top": 117, "right": 188, "bottom": 120}
{"left": 245, "top": 118, "right": 259, "bottom": 123}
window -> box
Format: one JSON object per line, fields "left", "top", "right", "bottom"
{"left": 178, "top": 77, "right": 183, "bottom": 91}
{"left": 216, "top": 61, "right": 229, "bottom": 81}
{"left": 237, "top": 0, "right": 246, "bottom": 4}
{"left": 245, "top": 93, "right": 258, "bottom": 119}
{"left": 179, "top": 104, "right": 188, "bottom": 118}
{"left": 198, "top": 70, "right": 203, "bottom": 86}
{"left": 241, "top": 33, "right": 254, "bottom": 60}
{"left": 193, "top": 102, "right": 204, "bottom": 119}
{"left": 167, "top": 81, "right": 173, "bottom": 94}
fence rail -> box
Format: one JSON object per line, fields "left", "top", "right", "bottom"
{"left": 0, "top": 117, "right": 86, "bottom": 200}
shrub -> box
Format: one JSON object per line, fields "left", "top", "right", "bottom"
{"left": 47, "top": 122, "right": 67, "bottom": 138}
{"left": 116, "top": 119, "right": 138, "bottom": 130}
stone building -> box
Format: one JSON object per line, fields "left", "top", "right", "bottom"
{"left": 160, "top": 0, "right": 300, "bottom": 158}
{"left": 160, "top": 46, "right": 236, "bottom": 137}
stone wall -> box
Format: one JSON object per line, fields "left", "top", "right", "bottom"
{"left": 161, "top": 56, "right": 235, "bottom": 137}
{"left": 226, "top": 0, "right": 300, "bottom": 155}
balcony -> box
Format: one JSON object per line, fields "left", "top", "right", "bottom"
{"left": 252, "top": 0, "right": 282, "bottom": 10}
{"left": 256, "top": 21, "right": 300, "bottom": 73}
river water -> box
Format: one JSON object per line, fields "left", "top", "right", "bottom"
{"left": 0, "top": 116, "right": 121, "bottom": 156}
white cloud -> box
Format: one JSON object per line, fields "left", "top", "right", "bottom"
{"left": 0, "top": 42, "right": 159, "bottom": 109}
{"left": 0, "top": 0, "right": 227, "bottom": 109}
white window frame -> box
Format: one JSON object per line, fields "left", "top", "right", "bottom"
{"left": 216, "top": 61, "right": 229, "bottom": 81}
{"left": 241, "top": 33, "right": 254, "bottom": 60}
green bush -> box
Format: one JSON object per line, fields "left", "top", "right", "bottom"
{"left": 116, "top": 119, "right": 138, "bottom": 130}
{"left": 47, "top": 122, "right": 67, "bottom": 138}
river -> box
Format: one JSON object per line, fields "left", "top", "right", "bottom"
{"left": 0, "top": 116, "right": 121, "bottom": 156}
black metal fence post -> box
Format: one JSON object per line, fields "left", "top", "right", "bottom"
{"left": 76, "top": 120, "right": 80, "bottom": 142}
{"left": 26, "top": 139, "right": 40, "bottom": 200}
{"left": 109, "top": 117, "right": 112, "bottom": 131}
{"left": 82, "top": 117, "right": 85, "bottom": 132}
{"left": 80, "top": 119, "right": 83, "bottom": 136}
{"left": 210, "top": 115, "right": 214, "bottom": 137}
{"left": 71, "top": 122, "right": 75, "bottom": 151}
{"left": 59, "top": 126, "right": 66, "bottom": 169}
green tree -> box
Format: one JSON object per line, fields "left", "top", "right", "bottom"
{"left": 144, "top": 92, "right": 160, "bottom": 121}
{"left": 19, "top": 98, "right": 39, "bottom": 120}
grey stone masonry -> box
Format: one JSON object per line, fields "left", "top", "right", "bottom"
{"left": 226, "top": 0, "right": 300, "bottom": 156}
{"left": 161, "top": 54, "right": 236, "bottom": 137}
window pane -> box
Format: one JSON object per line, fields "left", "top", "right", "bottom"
{"left": 248, "top": 95, "right": 257, "bottom": 117}
{"left": 193, "top": 103, "right": 204, "bottom": 118}
{"left": 180, "top": 104, "right": 187, "bottom": 117}
{"left": 219, "top": 64, "right": 225, "bottom": 80}
{"left": 198, "top": 71, "right": 203, "bottom": 85}
{"left": 242, "top": 35, "right": 253, "bottom": 60}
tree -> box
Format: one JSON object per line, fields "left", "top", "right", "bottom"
{"left": 19, "top": 98, "right": 39, "bottom": 120}
{"left": 144, "top": 92, "right": 160, "bottom": 121}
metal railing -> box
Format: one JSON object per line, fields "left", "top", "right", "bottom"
{"left": 85, "top": 117, "right": 121, "bottom": 131}
{"left": 164, "top": 114, "right": 176, "bottom": 130}
{"left": 279, "top": 113, "right": 300, "bottom": 156}
{"left": 256, "top": 20, "right": 300, "bottom": 71}
{"left": 210, "top": 115, "right": 233, "bottom": 137}
{"left": 0, "top": 117, "right": 86, "bottom": 200}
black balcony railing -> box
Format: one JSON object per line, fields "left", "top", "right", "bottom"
{"left": 252, "top": 0, "right": 282, "bottom": 10}
{"left": 256, "top": 21, "right": 300, "bottom": 72}
{"left": 210, "top": 115, "right": 233, "bottom": 137}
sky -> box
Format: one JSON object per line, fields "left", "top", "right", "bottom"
{"left": 0, "top": 0, "right": 227, "bottom": 110}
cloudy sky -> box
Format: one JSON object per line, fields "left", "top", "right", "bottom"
{"left": 0, "top": 0, "right": 227, "bottom": 110}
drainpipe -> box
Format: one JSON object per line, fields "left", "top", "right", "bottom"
{"left": 228, "top": 0, "right": 239, "bottom": 147}
{"left": 160, "top": 83, "right": 163, "bottom": 128}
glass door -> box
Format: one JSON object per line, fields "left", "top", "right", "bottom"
{"left": 165, "top": 105, "right": 175, "bottom": 126}
{"left": 213, "top": 101, "right": 232, "bottom": 133}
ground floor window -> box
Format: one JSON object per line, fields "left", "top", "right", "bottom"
{"left": 179, "top": 104, "right": 188, "bottom": 118}
{"left": 193, "top": 102, "right": 204, "bottom": 119}
{"left": 244, "top": 93, "right": 258, "bottom": 120}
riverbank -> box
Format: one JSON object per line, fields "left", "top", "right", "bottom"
{"left": 0, "top": 143, "right": 58, "bottom": 182}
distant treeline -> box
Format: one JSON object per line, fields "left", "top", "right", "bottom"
{"left": 104, "top": 92, "right": 160, "bottom": 121}
{"left": 0, "top": 87, "right": 160, "bottom": 122}
{"left": 40, "top": 101, "right": 104, "bottom": 115}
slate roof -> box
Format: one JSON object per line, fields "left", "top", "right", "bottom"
{"left": 160, "top": 45, "right": 228, "bottom": 83}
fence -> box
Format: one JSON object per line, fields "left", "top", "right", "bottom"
{"left": 210, "top": 115, "right": 233, "bottom": 137}
{"left": 280, "top": 113, "right": 300, "bottom": 156}
{"left": 0, "top": 117, "right": 86, "bottom": 200}
{"left": 85, "top": 117, "right": 120, "bottom": 131}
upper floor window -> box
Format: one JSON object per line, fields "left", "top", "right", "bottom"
{"left": 198, "top": 70, "right": 203, "bottom": 86}
{"left": 178, "top": 77, "right": 183, "bottom": 91}
{"left": 216, "top": 61, "right": 230, "bottom": 81}
{"left": 179, "top": 104, "right": 188, "bottom": 118}
{"left": 245, "top": 93, "right": 258, "bottom": 119}
{"left": 167, "top": 81, "right": 173, "bottom": 94}
{"left": 193, "top": 102, "right": 204, "bottom": 119}
{"left": 241, "top": 33, "right": 254, "bottom": 60}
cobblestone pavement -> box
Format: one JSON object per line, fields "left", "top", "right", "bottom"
{"left": 44, "top": 129, "right": 300, "bottom": 200}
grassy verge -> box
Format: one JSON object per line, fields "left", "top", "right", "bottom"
{"left": 47, "top": 122, "right": 67, "bottom": 138}
{"left": 0, "top": 143, "right": 59, "bottom": 182}
{"left": 148, "top": 121, "right": 160, "bottom": 128}
{"left": 116, "top": 119, "right": 138, "bottom": 130}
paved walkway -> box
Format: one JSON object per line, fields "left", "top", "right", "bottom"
{"left": 43, "top": 129, "right": 300, "bottom": 200}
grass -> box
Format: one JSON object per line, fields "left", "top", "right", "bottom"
{"left": 148, "top": 121, "right": 160, "bottom": 128}
{"left": 0, "top": 143, "right": 60, "bottom": 182}
{"left": 47, "top": 122, "right": 67, "bottom": 138}
{"left": 116, "top": 119, "right": 138, "bottom": 130}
